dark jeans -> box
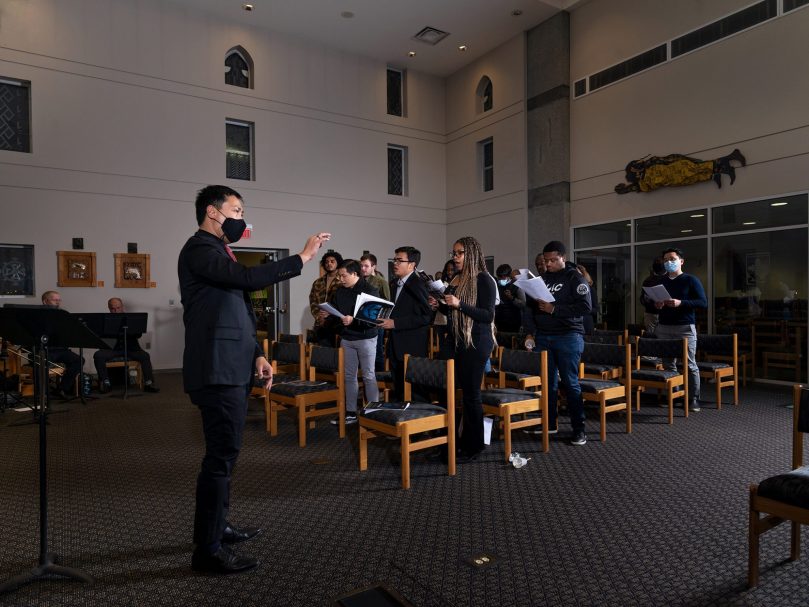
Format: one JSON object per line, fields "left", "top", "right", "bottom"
{"left": 93, "top": 349, "right": 154, "bottom": 383}
{"left": 535, "top": 332, "right": 585, "bottom": 432}
{"left": 374, "top": 328, "right": 386, "bottom": 372}
{"left": 48, "top": 348, "right": 83, "bottom": 393}
{"left": 189, "top": 384, "right": 250, "bottom": 549}
{"left": 455, "top": 343, "right": 491, "bottom": 454}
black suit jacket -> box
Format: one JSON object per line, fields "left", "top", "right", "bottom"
{"left": 178, "top": 230, "right": 303, "bottom": 392}
{"left": 387, "top": 274, "right": 431, "bottom": 361}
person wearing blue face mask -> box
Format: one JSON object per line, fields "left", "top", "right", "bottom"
{"left": 654, "top": 247, "right": 708, "bottom": 412}
{"left": 494, "top": 264, "right": 525, "bottom": 334}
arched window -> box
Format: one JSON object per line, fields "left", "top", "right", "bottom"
{"left": 225, "top": 46, "right": 254, "bottom": 89}
{"left": 476, "top": 76, "right": 493, "bottom": 113}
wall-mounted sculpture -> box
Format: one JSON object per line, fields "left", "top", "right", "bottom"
{"left": 615, "top": 148, "right": 746, "bottom": 194}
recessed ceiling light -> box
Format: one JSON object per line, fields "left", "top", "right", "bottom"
{"left": 408, "top": 51, "right": 416, "bottom": 58}
{"left": 242, "top": 3, "right": 253, "bottom": 11}
{"left": 681, "top": 229, "right": 693, "bottom": 233}
{"left": 458, "top": 45, "right": 467, "bottom": 51}
{"left": 771, "top": 201, "right": 788, "bottom": 206}
{"left": 625, "top": 223, "right": 631, "bottom": 227}
{"left": 512, "top": 9, "right": 523, "bottom": 16}
{"left": 340, "top": 11, "right": 354, "bottom": 18}
{"left": 690, "top": 213, "right": 705, "bottom": 218}
{"left": 743, "top": 221, "right": 756, "bottom": 225}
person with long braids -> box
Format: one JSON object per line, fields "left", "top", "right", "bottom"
{"left": 432, "top": 236, "right": 496, "bottom": 461}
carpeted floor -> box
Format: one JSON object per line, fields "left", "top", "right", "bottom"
{"left": 0, "top": 373, "right": 807, "bottom": 606}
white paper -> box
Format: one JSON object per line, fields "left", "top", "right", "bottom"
{"left": 364, "top": 402, "right": 410, "bottom": 414}
{"left": 317, "top": 302, "right": 345, "bottom": 319}
{"left": 483, "top": 417, "right": 493, "bottom": 445}
{"left": 515, "top": 276, "right": 555, "bottom": 302}
{"left": 353, "top": 292, "right": 394, "bottom": 317}
{"left": 428, "top": 280, "right": 446, "bottom": 294}
{"left": 515, "top": 269, "right": 536, "bottom": 280}
{"left": 642, "top": 285, "right": 672, "bottom": 303}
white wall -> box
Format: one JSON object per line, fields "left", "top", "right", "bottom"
{"left": 0, "top": 0, "right": 448, "bottom": 370}
{"left": 445, "top": 35, "right": 528, "bottom": 269}
{"left": 569, "top": 0, "right": 809, "bottom": 224}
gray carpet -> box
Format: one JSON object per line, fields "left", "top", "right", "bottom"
{"left": 0, "top": 374, "right": 807, "bottom": 606}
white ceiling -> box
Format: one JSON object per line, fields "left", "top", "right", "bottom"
{"left": 170, "top": 0, "right": 586, "bottom": 77}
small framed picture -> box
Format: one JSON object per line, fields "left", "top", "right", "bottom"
{"left": 114, "top": 253, "right": 151, "bottom": 288}
{"left": 57, "top": 251, "right": 97, "bottom": 287}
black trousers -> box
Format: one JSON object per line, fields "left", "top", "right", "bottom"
{"left": 93, "top": 349, "right": 154, "bottom": 383}
{"left": 455, "top": 344, "right": 491, "bottom": 454}
{"left": 189, "top": 384, "right": 250, "bottom": 548}
{"left": 48, "top": 348, "right": 83, "bottom": 393}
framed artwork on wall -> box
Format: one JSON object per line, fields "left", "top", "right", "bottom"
{"left": 114, "top": 253, "right": 151, "bottom": 288}
{"left": 57, "top": 250, "right": 96, "bottom": 288}
{"left": 0, "top": 244, "right": 35, "bottom": 297}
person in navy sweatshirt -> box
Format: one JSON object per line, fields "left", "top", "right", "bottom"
{"left": 654, "top": 247, "right": 708, "bottom": 411}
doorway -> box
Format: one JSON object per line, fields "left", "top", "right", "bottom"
{"left": 232, "top": 247, "right": 291, "bottom": 344}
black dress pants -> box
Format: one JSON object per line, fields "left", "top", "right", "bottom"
{"left": 189, "top": 384, "right": 250, "bottom": 548}
{"left": 93, "top": 349, "right": 154, "bottom": 383}
{"left": 48, "top": 348, "right": 83, "bottom": 393}
{"left": 455, "top": 343, "right": 491, "bottom": 454}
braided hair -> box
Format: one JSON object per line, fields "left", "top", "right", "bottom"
{"left": 451, "top": 236, "right": 492, "bottom": 349}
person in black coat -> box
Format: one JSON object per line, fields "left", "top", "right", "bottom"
{"left": 432, "top": 236, "right": 496, "bottom": 461}
{"left": 178, "top": 184, "right": 327, "bottom": 574}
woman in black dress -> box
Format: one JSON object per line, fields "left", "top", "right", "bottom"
{"left": 434, "top": 236, "right": 496, "bottom": 460}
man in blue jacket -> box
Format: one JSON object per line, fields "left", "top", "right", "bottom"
{"left": 179, "top": 185, "right": 327, "bottom": 574}
{"left": 654, "top": 247, "right": 708, "bottom": 411}
{"left": 524, "top": 241, "right": 592, "bottom": 446}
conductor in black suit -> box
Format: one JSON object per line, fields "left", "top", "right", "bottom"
{"left": 178, "top": 184, "right": 328, "bottom": 574}
{"left": 378, "top": 246, "right": 432, "bottom": 400}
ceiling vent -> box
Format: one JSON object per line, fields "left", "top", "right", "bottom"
{"left": 412, "top": 26, "right": 450, "bottom": 45}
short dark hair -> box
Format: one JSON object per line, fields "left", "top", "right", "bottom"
{"left": 360, "top": 253, "right": 378, "bottom": 265}
{"left": 495, "top": 264, "right": 512, "bottom": 277}
{"left": 339, "top": 259, "right": 361, "bottom": 276}
{"left": 395, "top": 246, "right": 420, "bottom": 267}
{"left": 662, "top": 247, "right": 684, "bottom": 259}
{"left": 651, "top": 257, "right": 665, "bottom": 274}
{"left": 320, "top": 251, "right": 343, "bottom": 269}
{"left": 542, "top": 240, "right": 567, "bottom": 256}
{"left": 195, "top": 185, "right": 242, "bottom": 225}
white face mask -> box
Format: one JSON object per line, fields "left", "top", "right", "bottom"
{"left": 664, "top": 259, "right": 681, "bottom": 272}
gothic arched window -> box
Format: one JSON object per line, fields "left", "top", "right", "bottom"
{"left": 476, "top": 76, "right": 493, "bottom": 113}
{"left": 225, "top": 47, "right": 253, "bottom": 89}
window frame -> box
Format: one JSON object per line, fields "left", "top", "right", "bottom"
{"left": 387, "top": 144, "right": 408, "bottom": 197}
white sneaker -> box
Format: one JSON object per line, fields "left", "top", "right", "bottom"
{"left": 330, "top": 415, "right": 358, "bottom": 426}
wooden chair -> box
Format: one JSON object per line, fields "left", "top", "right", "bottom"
{"left": 481, "top": 349, "right": 549, "bottom": 460}
{"left": 631, "top": 337, "right": 689, "bottom": 424}
{"left": 579, "top": 342, "right": 632, "bottom": 442}
{"left": 713, "top": 325, "right": 752, "bottom": 387}
{"left": 358, "top": 356, "right": 456, "bottom": 490}
{"left": 266, "top": 345, "right": 345, "bottom": 447}
{"left": 696, "top": 333, "right": 738, "bottom": 409}
{"left": 763, "top": 325, "right": 803, "bottom": 383}
{"left": 589, "top": 329, "right": 624, "bottom": 345}
{"left": 748, "top": 384, "right": 809, "bottom": 587}
{"left": 252, "top": 339, "right": 304, "bottom": 401}
{"left": 494, "top": 347, "right": 543, "bottom": 391}
{"left": 278, "top": 333, "right": 303, "bottom": 344}
{"left": 105, "top": 358, "right": 143, "bottom": 390}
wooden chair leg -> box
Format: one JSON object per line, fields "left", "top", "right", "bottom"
{"left": 401, "top": 431, "right": 411, "bottom": 490}
{"left": 358, "top": 427, "right": 369, "bottom": 471}
{"left": 298, "top": 401, "right": 307, "bottom": 447}
{"left": 269, "top": 400, "right": 279, "bottom": 436}
{"left": 733, "top": 377, "right": 739, "bottom": 406}
{"left": 338, "top": 397, "right": 346, "bottom": 439}
{"left": 503, "top": 410, "right": 512, "bottom": 462}
{"left": 599, "top": 396, "right": 607, "bottom": 442}
{"left": 667, "top": 391, "right": 674, "bottom": 425}
{"left": 790, "top": 521, "right": 801, "bottom": 561}
{"left": 716, "top": 378, "right": 722, "bottom": 411}
{"left": 748, "top": 493, "right": 760, "bottom": 588}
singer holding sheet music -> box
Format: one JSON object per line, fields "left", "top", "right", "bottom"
{"left": 179, "top": 185, "right": 328, "bottom": 574}
{"left": 431, "top": 236, "right": 496, "bottom": 461}
{"left": 327, "top": 259, "right": 381, "bottom": 423}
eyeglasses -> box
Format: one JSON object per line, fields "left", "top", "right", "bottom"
{"left": 450, "top": 250, "right": 465, "bottom": 258}
{"left": 392, "top": 258, "right": 411, "bottom": 264}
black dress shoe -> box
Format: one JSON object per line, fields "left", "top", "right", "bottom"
{"left": 51, "top": 388, "right": 70, "bottom": 401}
{"left": 191, "top": 545, "right": 258, "bottom": 574}
{"left": 222, "top": 524, "right": 262, "bottom": 545}
{"left": 143, "top": 384, "right": 160, "bottom": 393}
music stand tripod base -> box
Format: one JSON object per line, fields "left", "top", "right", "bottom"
{"left": 0, "top": 552, "right": 94, "bottom": 594}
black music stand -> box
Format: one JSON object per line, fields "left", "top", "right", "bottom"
{"left": 0, "top": 306, "right": 107, "bottom": 596}
{"left": 79, "top": 312, "right": 147, "bottom": 400}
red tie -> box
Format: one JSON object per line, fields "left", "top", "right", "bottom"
{"left": 224, "top": 244, "right": 238, "bottom": 262}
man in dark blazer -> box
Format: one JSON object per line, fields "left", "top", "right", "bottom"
{"left": 378, "top": 246, "right": 432, "bottom": 400}
{"left": 178, "top": 184, "right": 327, "bottom": 574}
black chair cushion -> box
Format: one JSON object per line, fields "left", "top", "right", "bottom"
{"left": 639, "top": 356, "right": 662, "bottom": 368}
{"left": 480, "top": 388, "right": 538, "bottom": 406}
{"left": 360, "top": 402, "right": 446, "bottom": 425}
{"left": 272, "top": 341, "right": 301, "bottom": 365}
{"left": 310, "top": 346, "right": 339, "bottom": 372}
{"left": 631, "top": 369, "right": 681, "bottom": 382}
{"left": 637, "top": 338, "right": 684, "bottom": 359}
{"left": 375, "top": 371, "right": 393, "bottom": 383}
{"left": 758, "top": 466, "right": 809, "bottom": 509}
{"left": 254, "top": 373, "right": 297, "bottom": 388}
{"left": 697, "top": 334, "right": 734, "bottom": 355}
{"left": 579, "top": 379, "right": 622, "bottom": 393}
{"left": 404, "top": 357, "right": 446, "bottom": 391}
{"left": 582, "top": 363, "right": 618, "bottom": 375}
{"left": 500, "top": 349, "right": 542, "bottom": 376}
{"left": 269, "top": 381, "right": 338, "bottom": 396}
{"left": 503, "top": 371, "right": 531, "bottom": 381}
{"left": 697, "top": 361, "right": 730, "bottom": 372}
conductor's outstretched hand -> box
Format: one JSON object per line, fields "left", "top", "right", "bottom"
{"left": 299, "top": 233, "right": 331, "bottom": 263}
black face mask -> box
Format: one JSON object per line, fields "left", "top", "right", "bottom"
{"left": 215, "top": 216, "right": 247, "bottom": 244}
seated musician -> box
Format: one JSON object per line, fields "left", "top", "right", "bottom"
{"left": 41, "top": 290, "right": 83, "bottom": 400}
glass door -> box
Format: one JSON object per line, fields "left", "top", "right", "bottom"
{"left": 232, "top": 248, "right": 290, "bottom": 344}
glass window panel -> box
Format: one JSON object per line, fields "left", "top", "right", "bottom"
{"left": 712, "top": 194, "right": 808, "bottom": 233}
{"left": 574, "top": 221, "right": 631, "bottom": 249}
{"left": 635, "top": 210, "right": 707, "bottom": 242}
{"left": 387, "top": 146, "right": 404, "bottom": 196}
{"left": 0, "top": 79, "right": 31, "bottom": 153}
{"left": 224, "top": 52, "right": 249, "bottom": 88}
{"left": 634, "top": 239, "right": 708, "bottom": 332}
{"left": 386, "top": 69, "right": 403, "bottom": 116}
{"left": 575, "top": 246, "right": 630, "bottom": 331}
{"left": 226, "top": 121, "right": 252, "bottom": 180}
{"left": 712, "top": 228, "right": 806, "bottom": 382}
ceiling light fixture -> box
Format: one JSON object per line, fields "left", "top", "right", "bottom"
{"left": 408, "top": 51, "right": 416, "bottom": 57}
{"left": 690, "top": 213, "right": 705, "bottom": 218}
{"left": 770, "top": 201, "right": 788, "bottom": 206}
{"left": 458, "top": 45, "right": 467, "bottom": 51}
{"left": 681, "top": 229, "right": 693, "bottom": 233}
{"left": 242, "top": 3, "right": 254, "bottom": 11}
{"left": 743, "top": 221, "right": 756, "bottom": 225}
{"left": 340, "top": 11, "right": 354, "bottom": 18}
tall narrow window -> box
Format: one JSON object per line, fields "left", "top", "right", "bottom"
{"left": 476, "top": 76, "right": 493, "bottom": 113}
{"left": 226, "top": 119, "right": 253, "bottom": 181}
{"left": 225, "top": 47, "right": 253, "bottom": 89}
{"left": 387, "top": 145, "right": 408, "bottom": 196}
{"left": 479, "top": 138, "right": 493, "bottom": 192}
{"left": 386, "top": 68, "right": 405, "bottom": 117}
{"left": 0, "top": 78, "right": 31, "bottom": 153}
